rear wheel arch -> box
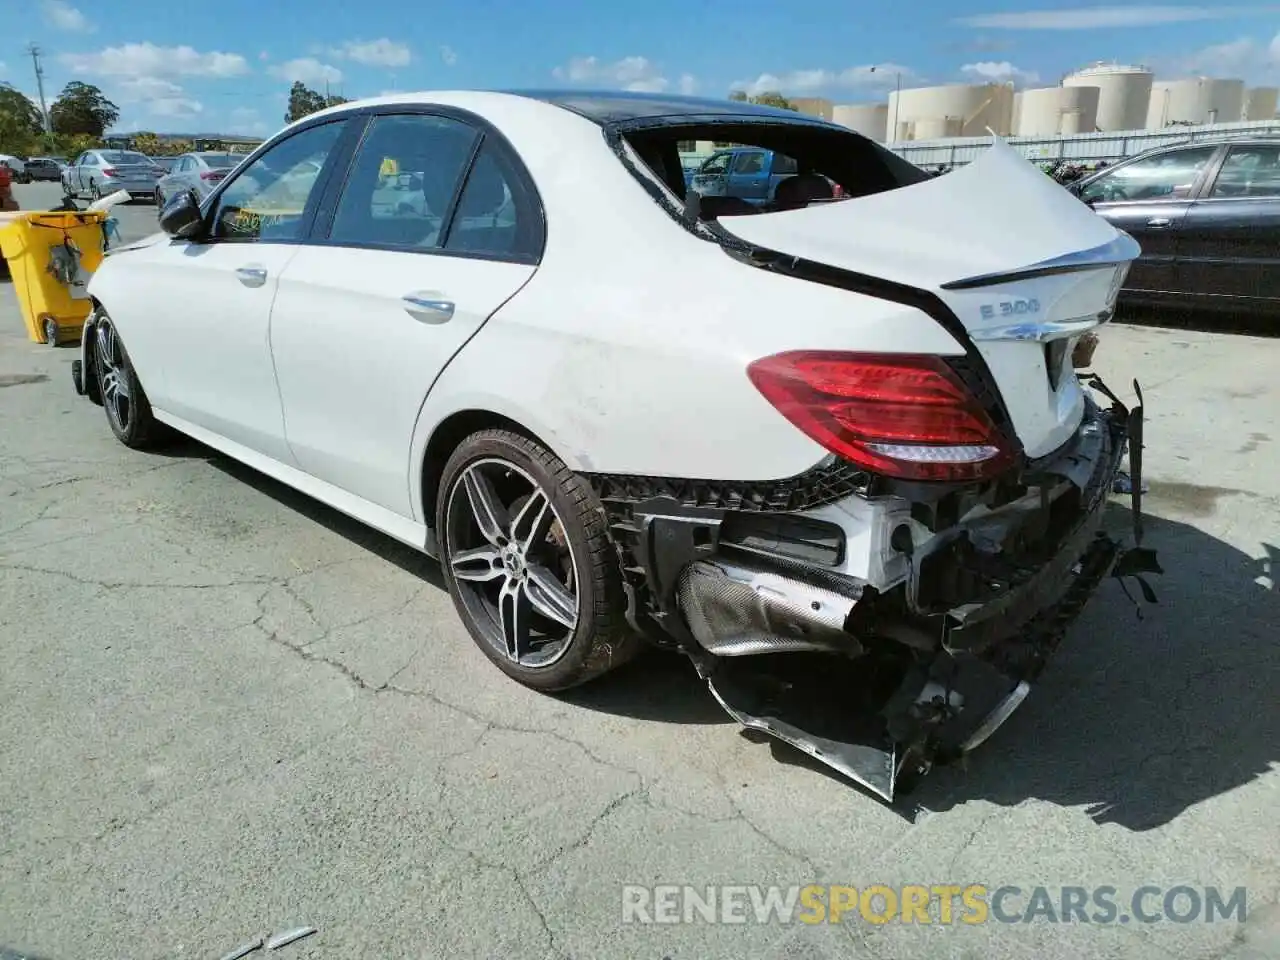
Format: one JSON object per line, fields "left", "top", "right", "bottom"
{"left": 421, "top": 409, "right": 562, "bottom": 532}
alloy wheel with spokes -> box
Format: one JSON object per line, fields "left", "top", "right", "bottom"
{"left": 95, "top": 319, "right": 133, "bottom": 434}
{"left": 445, "top": 458, "right": 580, "bottom": 669}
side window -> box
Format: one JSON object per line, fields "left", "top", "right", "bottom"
{"left": 444, "top": 140, "right": 539, "bottom": 260}
{"left": 1209, "top": 145, "right": 1280, "bottom": 199}
{"left": 328, "top": 114, "right": 478, "bottom": 250}
{"left": 1079, "top": 146, "right": 1216, "bottom": 204}
{"left": 772, "top": 154, "right": 798, "bottom": 176}
{"left": 211, "top": 121, "right": 345, "bottom": 242}
{"left": 700, "top": 152, "right": 731, "bottom": 175}
{"left": 732, "top": 151, "right": 766, "bottom": 175}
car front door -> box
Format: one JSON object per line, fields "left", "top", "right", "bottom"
{"left": 73, "top": 153, "right": 94, "bottom": 192}
{"left": 267, "top": 110, "right": 542, "bottom": 518}
{"left": 1176, "top": 142, "right": 1280, "bottom": 305}
{"left": 689, "top": 151, "right": 732, "bottom": 197}
{"left": 726, "top": 149, "right": 769, "bottom": 202}
{"left": 121, "top": 118, "right": 351, "bottom": 462}
{"left": 1078, "top": 145, "right": 1219, "bottom": 295}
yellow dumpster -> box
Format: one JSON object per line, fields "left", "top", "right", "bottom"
{"left": 0, "top": 210, "right": 109, "bottom": 346}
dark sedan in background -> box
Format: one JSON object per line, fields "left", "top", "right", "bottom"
{"left": 1072, "top": 136, "right": 1280, "bottom": 314}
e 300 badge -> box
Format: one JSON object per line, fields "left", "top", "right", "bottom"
{"left": 979, "top": 299, "right": 1041, "bottom": 320}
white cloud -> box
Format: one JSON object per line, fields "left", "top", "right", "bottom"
{"left": 107, "top": 76, "right": 202, "bottom": 120}
{"left": 961, "top": 60, "right": 1040, "bottom": 84}
{"left": 552, "top": 55, "right": 689, "bottom": 93}
{"left": 731, "top": 63, "right": 917, "bottom": 97}
{"left": 270, "top": 58, "right": 343, "bottom": 86}
{"left": 1158, "top": 32, "right": 1280, "bottom": 83}
{"left": 440, "top": 45, "right": 459, "bottom": 66}
{"left": 958, "top": 5, "right": 1276, "bottom": 30}
{"left": 43, "top": 0, "right": 92, "bottom": 32}
{"left": 60, "top": 42, "right": 249, "bottom": 78}
{"left": 678, "top": 73, "right": 697, "bottom": 95}
{"left": 329, "top": 39, "right": 410, "bottom": 68}
{"left": 230, "top": 106, "right": 268, "bottom": 135}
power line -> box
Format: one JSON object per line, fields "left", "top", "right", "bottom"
{"left": 27, "top": 43, "right": 53, "bottom": 135}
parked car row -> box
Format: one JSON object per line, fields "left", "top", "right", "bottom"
{"left": 0, "top": 154, "right": 69, "bottom": 183}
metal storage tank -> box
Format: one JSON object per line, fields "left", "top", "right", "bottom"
{"left": 1013, "top": 86, "right": 1100, "bottom": 135}
{"left": 1243, "top": 86, "right": 1278, "bottom": 121}
{"left": 790, "top": 97, "right": 834, "bottom": 121}
{"left": 886, "top": 83, "right": 1014, "bottom": 142}
{"left": 1063, "top": 63, "right": 1152, "bottom": 132}
{"left": 832, "top": 103, "right": 888, "bottom": 141}
{"left": 911, "top": 116, "right": 963, "bottom": 140}
{"left": 1146, "top": 78, "right": 1245, "bottom": 128}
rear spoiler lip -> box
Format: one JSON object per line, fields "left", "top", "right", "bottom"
{"left": 939, "top": 233, "right": 1141, "bottom": 291}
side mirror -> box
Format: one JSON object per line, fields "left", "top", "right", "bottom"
{"left": 159, "top": 189, "right": 203, "bottom": 239}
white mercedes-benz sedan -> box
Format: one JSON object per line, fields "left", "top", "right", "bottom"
{"left": 73, "top": 90, "right": 1158, "bottom": 801}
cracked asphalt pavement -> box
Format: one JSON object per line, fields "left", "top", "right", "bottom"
{"left": 1, "top": 183, "right": 1278, "bottom": 959}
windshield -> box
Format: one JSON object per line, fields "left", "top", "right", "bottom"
{"left": 101, "top": 151, "right": 153, "bottom": 165}
{"left": 200, "top": 153, "right": 242, "bottom": 168}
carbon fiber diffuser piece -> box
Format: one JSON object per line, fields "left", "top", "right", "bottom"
{"left": 676, "top": 556, "right": 864, "bottom": 657}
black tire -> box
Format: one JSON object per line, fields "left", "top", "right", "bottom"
{"left": 90, "top": 182, "right": 101, "bottom": 202}
{"left": 93, "top": 312, "right": 166, "bottom": 449}
{"left": 436, "top": 428, "right": 640, "bottom": 691}
{"left": 43, "top": 317, "right": 59, "bottom": 347}
{"left": 154, "top": 189, "right": 164, "bottom": 209}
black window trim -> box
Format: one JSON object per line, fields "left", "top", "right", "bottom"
{"left": 307, "top": 103, "right": 546, "bottom": 266}
{"left": 191, "top": 112, "right": 363, "bottom": 247}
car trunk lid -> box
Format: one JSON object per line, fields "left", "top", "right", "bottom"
{"left": 715, "top": 140, "right": 1139, "bottom": 459}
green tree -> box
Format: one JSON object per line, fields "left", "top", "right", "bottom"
{"left": 285, "top": 81, "right": 328, "bottom": 123}
{"left": 0, "top": 83, "right": 44, "bottom": 155}
{"left": 49, "top": 81, "right": 120, "bottom": 137}
{"left": 748, "top": 90, "right": 796, "bottom": 110}
{"left": 131, "top": 131, "right": 164, "bottom": 155}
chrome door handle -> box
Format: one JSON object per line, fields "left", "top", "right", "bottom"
{"left": 1147, "top": 217, "right": 1172, "bottom": 227}
{"left": 402, "top": 295, "right": 455, "bottom": 323}
{"left": 235, "top": 266, "right": 268, "bottom": 287}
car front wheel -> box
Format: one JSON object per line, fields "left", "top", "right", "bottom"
{"left": 93, "top": 312, "right": 165, "bottom": 449}
{"left": 436, "top": 429, "right": 640, "bottom": 691}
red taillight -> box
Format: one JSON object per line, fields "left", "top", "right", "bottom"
{"left": 200, "top": 170, "right": 226, "bottom": 181}
{"left": 746, "top": 351, "right": 1013, "bottom": 482}
{"left": 101, "top": 167, "right": 117, "bottom": 177}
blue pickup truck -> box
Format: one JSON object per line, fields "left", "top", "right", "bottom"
{"left": 684, "top": 147, "right": 800, "bottom": 204}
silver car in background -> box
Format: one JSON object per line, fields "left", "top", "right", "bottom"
{"left": 62, "top": 149, "right": 163, "bottom": 201}
{"left": 154, "top": 152, "right": 244, "bottom": 208}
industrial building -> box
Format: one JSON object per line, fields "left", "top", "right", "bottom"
{"left": 1012, "top": 85, "right": 1099, "bottom": 136}
{"left": 884, "top": 82, "right": 1015, "bottom": 142}
{"left": 821, "top": 60, "right": 1280, "bottom": 144}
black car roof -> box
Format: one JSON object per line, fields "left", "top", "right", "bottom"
{"left": 501, "top": 89, "right": 834, "bottom": 127}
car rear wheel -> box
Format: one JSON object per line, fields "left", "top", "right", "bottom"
{"left": 94, "top": 313, "right": 165, "bottom": 449}
{"left": 90, "top": 182, "right": 101, "bottom": 202}
{"left": 436, "top": 429, "right": 640, "bottom": 691}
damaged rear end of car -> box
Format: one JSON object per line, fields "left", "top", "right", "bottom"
{"left": 590, "top": 106, "right": 1161, "bottom": 802}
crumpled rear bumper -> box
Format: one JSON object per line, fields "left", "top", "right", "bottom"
{"left": 675, "top": 380, "right": 1153, "bottom": 802}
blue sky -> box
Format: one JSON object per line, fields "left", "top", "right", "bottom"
{"left": 4, "top": 0, "right": 1280, "bottom": 134}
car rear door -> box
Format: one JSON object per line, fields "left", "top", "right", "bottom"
{"left": 1175, "top": 142, "right": 1280, "bottom": 305}
{"left": 267, "top": 109, "right": 542, "bottom": 518}
{"left": 1078, "top": 144, "right": 1219, "bottom": 295}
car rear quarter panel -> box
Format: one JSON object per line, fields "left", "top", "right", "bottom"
{"left": 408, "top": 101, "right": 965, "bottom": 501}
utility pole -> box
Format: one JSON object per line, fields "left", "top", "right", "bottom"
{"left": 27, "top": 43, "right": 53, "bottom": 136}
